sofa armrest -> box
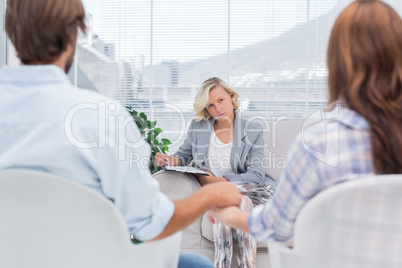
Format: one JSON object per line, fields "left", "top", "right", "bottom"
{"left": 153, "top": 170, "right": 201, "bottom": 200}
{"left": 153, "top": 170, "right": 207, "bottom": 249}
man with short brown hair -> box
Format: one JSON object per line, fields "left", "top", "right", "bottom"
{"left": 0, "top": 0, "right": 241, "bottom": 267}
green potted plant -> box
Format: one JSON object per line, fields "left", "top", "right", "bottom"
{"left": 126, "top": 106, "right": 172, "bottom": 174}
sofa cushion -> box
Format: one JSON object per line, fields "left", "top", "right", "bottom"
{"left": 201, "top": 213, "right": 268, "bottom": 249}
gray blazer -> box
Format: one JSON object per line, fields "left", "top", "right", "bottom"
{"left": 174, "top": 111, "right": 276, "bottom": 186}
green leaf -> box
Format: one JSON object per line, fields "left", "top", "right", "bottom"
{"left": 147, "top": 120, "right": 157, "bottom": 129}
{"left": 154, "top": 128, "right": 163, "bottom": 136}
{"left": 145, "top": 135, "right": 152, "bottom": 144}
{"left": 153, "top": 139, "right": 161, "bottom": 146}
{"left": 161, "top": 138, "right": 172, "bottom": 146}
{"left": 134, "top": 116, "right": 147, "bottom": 128}
{"left": 160, "top": 145, "right": 169, "bottom": 152}
{"left": 139, "top": 112, "right": 147, "bottom": 121}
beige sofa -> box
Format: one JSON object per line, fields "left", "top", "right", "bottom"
{"left": 153, "top": 118, "right": 308, "bottom": 267}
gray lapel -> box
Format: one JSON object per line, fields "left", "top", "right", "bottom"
{"left": 230, "top": 112, "right": 246, "bottom": 172}
{"left": 195, "top": 119, "right": 213, "bottom": 167}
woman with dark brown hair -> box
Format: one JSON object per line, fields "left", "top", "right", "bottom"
{"left": 208, "top": 0, "right": 402, "bottom": 244}
{"left": 327, "top": 0, "right": 402, "bottom": 175}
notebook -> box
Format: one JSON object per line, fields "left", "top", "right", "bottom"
{"left": 163, "top": 165, "right": 209, "bottom": 175}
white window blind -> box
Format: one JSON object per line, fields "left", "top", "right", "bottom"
{"left": 88, "top": 0, "right": 343, "bottom": 150}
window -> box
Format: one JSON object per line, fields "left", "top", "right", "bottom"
{"left": 80, "top": 0, "right": 346, "bottom": 149}
{"left": 2, "top": 0, "right": 402, "bottom": 150}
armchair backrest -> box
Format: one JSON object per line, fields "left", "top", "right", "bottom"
{"left": 0, "top": 169, "right": 181, "bottom": 268}
{"left": 271, "top": 174, "right": 402, "bottom": 268}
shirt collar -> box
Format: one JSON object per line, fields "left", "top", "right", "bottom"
{"left": 335, "top": 107, "right": 370, "bottom": 130}
{"left": 0, "top": 64, "right": 72, "bottom": 85}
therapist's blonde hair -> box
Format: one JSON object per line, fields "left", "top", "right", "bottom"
{"left": 193, "top": 77, "right": 240, "bottom": 122}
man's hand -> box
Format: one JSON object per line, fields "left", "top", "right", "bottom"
{"left": 207, "top": 206, "right": 251, "bottom": 233}
{"left": 201, "top": 181, "right": 242, "bottom": 208}
{"left": 152, "top": 181, "right": 241, "bottom": 240}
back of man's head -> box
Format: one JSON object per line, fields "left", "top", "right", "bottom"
{"left": 5, "top": 0, "right": 86, "bottom": 65}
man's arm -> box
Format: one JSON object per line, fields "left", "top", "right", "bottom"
{"left": 152, "top": 181, "right": 242, "bottom": 240}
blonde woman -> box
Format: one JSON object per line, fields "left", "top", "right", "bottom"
{"left": 156, "top": 77, "right": 276, "bottom": 268}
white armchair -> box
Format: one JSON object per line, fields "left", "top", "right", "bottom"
{"left": 268, "top": 174, "right": 402, "bottom": 268}
{"left": 0, "top": 169, "right": 181, "bottom": 268}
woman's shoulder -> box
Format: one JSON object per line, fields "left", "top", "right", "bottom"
{"left": 188, "top": 117, "right": 213, "bottom": 129}
{"left": 236, "top": 116, "right": 264, "bottom": 142}
{"left": 240, "top": 116, "right": 263, "bottom": 131}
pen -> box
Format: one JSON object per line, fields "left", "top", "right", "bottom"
{"left": 156, "top": 145, "right": 170, "bottom": 166}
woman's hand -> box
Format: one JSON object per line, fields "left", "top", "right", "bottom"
{"left": 155, "top": 153, "right": 182, "bottom": 167}
{"left": 155, "top": 152, "right": 170, "bottom": 167}
{"left": 195, "top": 170, "right": 227, "bottom": 186}
{"left": 207, "top": 206, "right": 250, "bottom": 233}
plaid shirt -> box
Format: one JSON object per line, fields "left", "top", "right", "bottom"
{"left": 249, "top": 107, "right": 375, "bottom": 242}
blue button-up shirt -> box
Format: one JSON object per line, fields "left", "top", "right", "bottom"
{"left": 249, "top": 107, "right": 374, "bottom": 242}
{"left": 0, "top": 65, "right": 174, "bottom": 241}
